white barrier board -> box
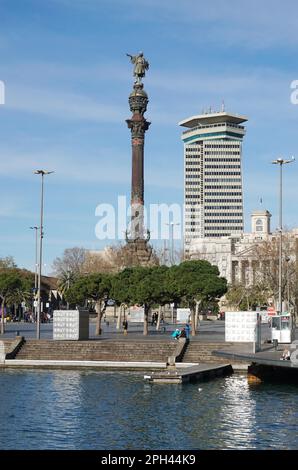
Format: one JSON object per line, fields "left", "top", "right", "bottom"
{"left": 53, "top": 310, "right": 89, "bottom": 340}
{"left": 176, "top": 308, "right": 191, "bottom": 323}
{"left": 127, "top": 306, "right": 144, "bottom": 323}
{"left": 225, "top": 311, "right": 258, "bottom": 342}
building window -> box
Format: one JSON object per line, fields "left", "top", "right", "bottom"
{"left": 256, "top": 219, "right": 263, "bottom": 232}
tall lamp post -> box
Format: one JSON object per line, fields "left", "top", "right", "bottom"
{"left": 285, "top": 256, "right": 291, "bottom": 311}
{"left": 66, "top": 268, "right": 71, "bottom": 310}
{"left": 166, "top": 222, "right": 181, "bottom": 266}
{"left": 34, "top": 170, "right": 54, "bottom": 339}
{"left": 30, "top": 226, "right": 39, "bottom": 321}
{"left": 271, "top": 157, "right": 295, "bottom": 314}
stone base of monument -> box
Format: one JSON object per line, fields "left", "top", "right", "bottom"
{"left": 123, "top": 239, "right": 156, "bottom": 267}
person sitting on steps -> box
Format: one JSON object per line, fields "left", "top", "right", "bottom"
{"left": 280, "top": 347, "right": 290, "bottom": 361}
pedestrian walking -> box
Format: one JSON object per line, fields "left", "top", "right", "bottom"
{"left": 185, "top": 322, "right": 191, "bottom": 339}
{"left": 123, "top": 319, "right": 128, "bottom": 335}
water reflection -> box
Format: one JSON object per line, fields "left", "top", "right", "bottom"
{"left": 216, "top": 376, "right": 256, "bottom": 449}
{"left": 0, "top": 370, "right": 297, "bottom": 450}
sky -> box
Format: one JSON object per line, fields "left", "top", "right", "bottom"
{"left": 0, "top": 0, "right": 298, "bottom": 274}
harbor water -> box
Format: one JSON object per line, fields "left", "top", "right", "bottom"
{"left": 0, "top": 369, "right": 297, "bottom": 450}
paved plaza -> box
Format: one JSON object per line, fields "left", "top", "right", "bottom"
{"left": 0, "top": 319, "right": 282, "bottom": 344}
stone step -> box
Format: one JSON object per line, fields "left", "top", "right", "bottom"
{"left": 18, "top": 346, "right": 172, "bottom": 348}
{"left": 15, "top": 340, "right": 177, "bottom": 362}
{"left": 17, "top": 352, "right": 169, "bottom": 356}
{"left": 17, "top": 346, "right": 174, "bottom": 352}
{"left": 14, "top": 339, "right": 235, "bottom": 363}
{"left": 17, "top": 356, "right": 168, "bottom": 360}
{"left": 182, "top": 342, "right": 235, "bottom": 363}
{"left": 21, "top": 345, "right": 173, "bottom": 348}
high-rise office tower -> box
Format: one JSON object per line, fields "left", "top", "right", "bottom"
{"left": 179, "top": 111, "right": 247, "bottom": 254}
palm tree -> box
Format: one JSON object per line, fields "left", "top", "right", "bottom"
{"left": 57, "top": 269, "right": 77, "bottom": 307}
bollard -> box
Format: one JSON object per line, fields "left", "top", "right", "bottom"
{"left": 166, "top": 356, "right": 176, "bottom": 370}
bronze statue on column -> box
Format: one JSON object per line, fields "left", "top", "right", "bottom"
{"left": 124, "top": 52, "right": 154, "bottom": 266}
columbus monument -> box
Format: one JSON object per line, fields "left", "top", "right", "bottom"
{"left": 123, "top": 51, "right": 154, "bottom": 266}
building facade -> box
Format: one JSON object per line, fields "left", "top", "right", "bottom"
{"left": 179, "top": 111, "right": 247, "bottom": 254}
{"left": 189, "top": 209, "right": 298, "bottom": 288}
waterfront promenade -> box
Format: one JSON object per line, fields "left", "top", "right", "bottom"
{"left": 0, "top": 318, "right": 274, "bottom": 343}
{"left": 1, "top": 320, "right": 297, "bottom": 383}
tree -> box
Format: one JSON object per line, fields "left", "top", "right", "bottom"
{"left": 52, "top": 247, "right": 86, "bottom": 277}
{"left": 252, "top": 231, "right": 297, "bottom": 311}
{"left": 0, "top": 256, "right": 17, "bottom": 270}
{"left": 64, "top": 276, "right": 87, "bottom": 307}
{"left": 111, "top": 268, "right": 134, "bottom": 306}
{"left": 111, "top": 266, "right": 171, "bottom": 335}
{"left": 111, "top": 267, "right": 150, "bottom": 335}
{"left": 130, "top": 266, "right": 171, "bottom": 335}
{"left": 57, "top": 269, "right": 77, "bottom": 306}
{"left": 83, "top": 248, "right": 119, "bottom": 274}
{"left": 167, "top": 260, "right": 227, "bottom": 336}
{"left": 65, "top": 273, "right": 112, "bottom": 335}
{"left": 111, "top": 268, "right": 137, "bottom": 330}
{"left": 0, "top": 270, "right": 33, "bottom": 334}
{"left": 112, "top": 261, "right": 227, "bottom": 336}
{"left": 225, "top": 283, "right": 270, "bottom": 311}
{"left": 82, "top": 243, "right": 160, "bottom": 274}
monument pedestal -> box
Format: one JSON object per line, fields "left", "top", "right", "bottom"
{"left": 123, "top": 238, "right": 155, "bottom": 267}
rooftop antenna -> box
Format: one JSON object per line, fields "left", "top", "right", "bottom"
{"left": 221, "top": 99, "right": 225, "bottom": 112}
{"left": 259, "top": 196, "right": 263, "bottom": 206}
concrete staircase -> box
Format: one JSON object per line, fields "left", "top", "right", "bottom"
{"left": 182, "top": 342, "right": 235, "bottom": 364}
{"left": 15, "top": 339, "right": 177, "bottom": 362}
{"left": 1, "top": 340, "right": 14, "bottom": 353}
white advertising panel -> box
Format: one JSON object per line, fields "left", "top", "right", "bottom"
{"left": 53, "top": 310, "right": 89, "bottom": 340}
{"left": 176, "top": 308, "right": 191, "bottom": 323}
{"left": 127, "top": 306, "right": 144, "bottom": 323}
{"left": 225, "top": 311, "right": 258, "bottom": 342}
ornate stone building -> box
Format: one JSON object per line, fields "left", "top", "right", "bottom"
{"left": 189, "top": 209, "right": 298, "bottom": 286}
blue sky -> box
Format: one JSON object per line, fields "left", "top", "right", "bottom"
{"left": 0, "top": 0, "right": 297, "bottom": 274}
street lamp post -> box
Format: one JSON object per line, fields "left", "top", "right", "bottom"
{"left": 34, "top": 170, "right": 54, "bottom": 339}
{"left": 30, "top": 226, "right": 39, "bottom": 321}
{"left": 66, "top": 268, "right": 71, "bottom": 310}
{"left": 285, "top": 256, "right": 291, "bottom": 311}
{"left": 166, "top": 222, "right": 180, "bottom": 266}
{"left": 271, "top": 157, "right": 295, "bottom": 314}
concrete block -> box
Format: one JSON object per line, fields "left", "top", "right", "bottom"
{"left": 0, "top": 341, "right": 5, "bottom": 363}
{"left": 53, "top": 310, "right": 89, "bottom": 341}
